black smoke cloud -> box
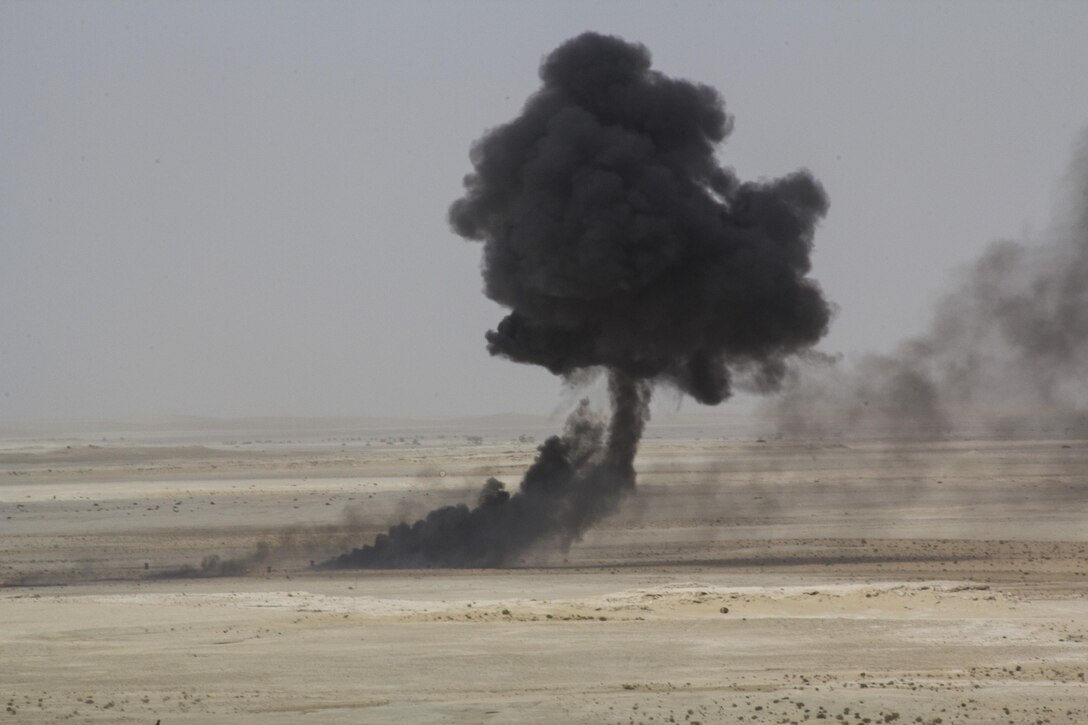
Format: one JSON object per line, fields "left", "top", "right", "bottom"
{"left": 330, "top": 32, "right": 830, "bottom": 568}
{"left": 770, "top": 133, "right": 1088, "bottom": 438}
{"left": 450, "top": 32, "right": 830, "bottom": 405}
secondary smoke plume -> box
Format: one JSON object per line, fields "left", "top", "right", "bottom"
{"left": 770, "top": 134, "right": 1088, "bottom": 438}
{"left": 331, "top": 32, "right": 830, "bottom": 568}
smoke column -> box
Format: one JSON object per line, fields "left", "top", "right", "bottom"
{"left": 770, "top": 133, "right": 1088, "bottom": 439}
{"left": 329, "top": 32, "right": 831, "bottom": 568}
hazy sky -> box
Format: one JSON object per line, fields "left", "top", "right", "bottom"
{"left": 3, "top": 1, "right": 1088, "bottom": 422}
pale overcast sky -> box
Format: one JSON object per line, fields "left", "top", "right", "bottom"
{"left": 3, "top": 1, "right": 1088, "bottom": 422}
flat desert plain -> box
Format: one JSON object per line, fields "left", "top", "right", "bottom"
{"left": 2, "top": 418, "right": 1087, "bottom": 724}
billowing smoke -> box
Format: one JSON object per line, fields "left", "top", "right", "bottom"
{"left": 770, "top": 134, "right": 1088, "bottom": 439}
{"left": 449, "top": 33, "right": 830, "bottom": 405}
{"left": 330, "top": 32, "right": 830, "bottom": 568}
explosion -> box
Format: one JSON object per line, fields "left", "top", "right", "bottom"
{"left": 330, "top": 32, "right": 830, "bottom": 568}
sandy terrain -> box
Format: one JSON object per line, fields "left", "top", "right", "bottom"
{"left": 1, "top": 420, "right": 1086, "bottom": 723}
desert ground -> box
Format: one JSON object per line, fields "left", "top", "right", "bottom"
{"left": 1, "top": 416, "right": 1086, "bottom": 724}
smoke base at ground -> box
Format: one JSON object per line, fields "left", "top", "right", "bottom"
{"left": 325, "top": 373, "right": 650, "bottom": 568}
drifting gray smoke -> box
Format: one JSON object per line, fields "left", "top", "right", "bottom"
{"left": 329, "top": 32, "right": 831, "bottom": 568}
{"left": 771, "top": 134, "right": 1088, "bottom": 439}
